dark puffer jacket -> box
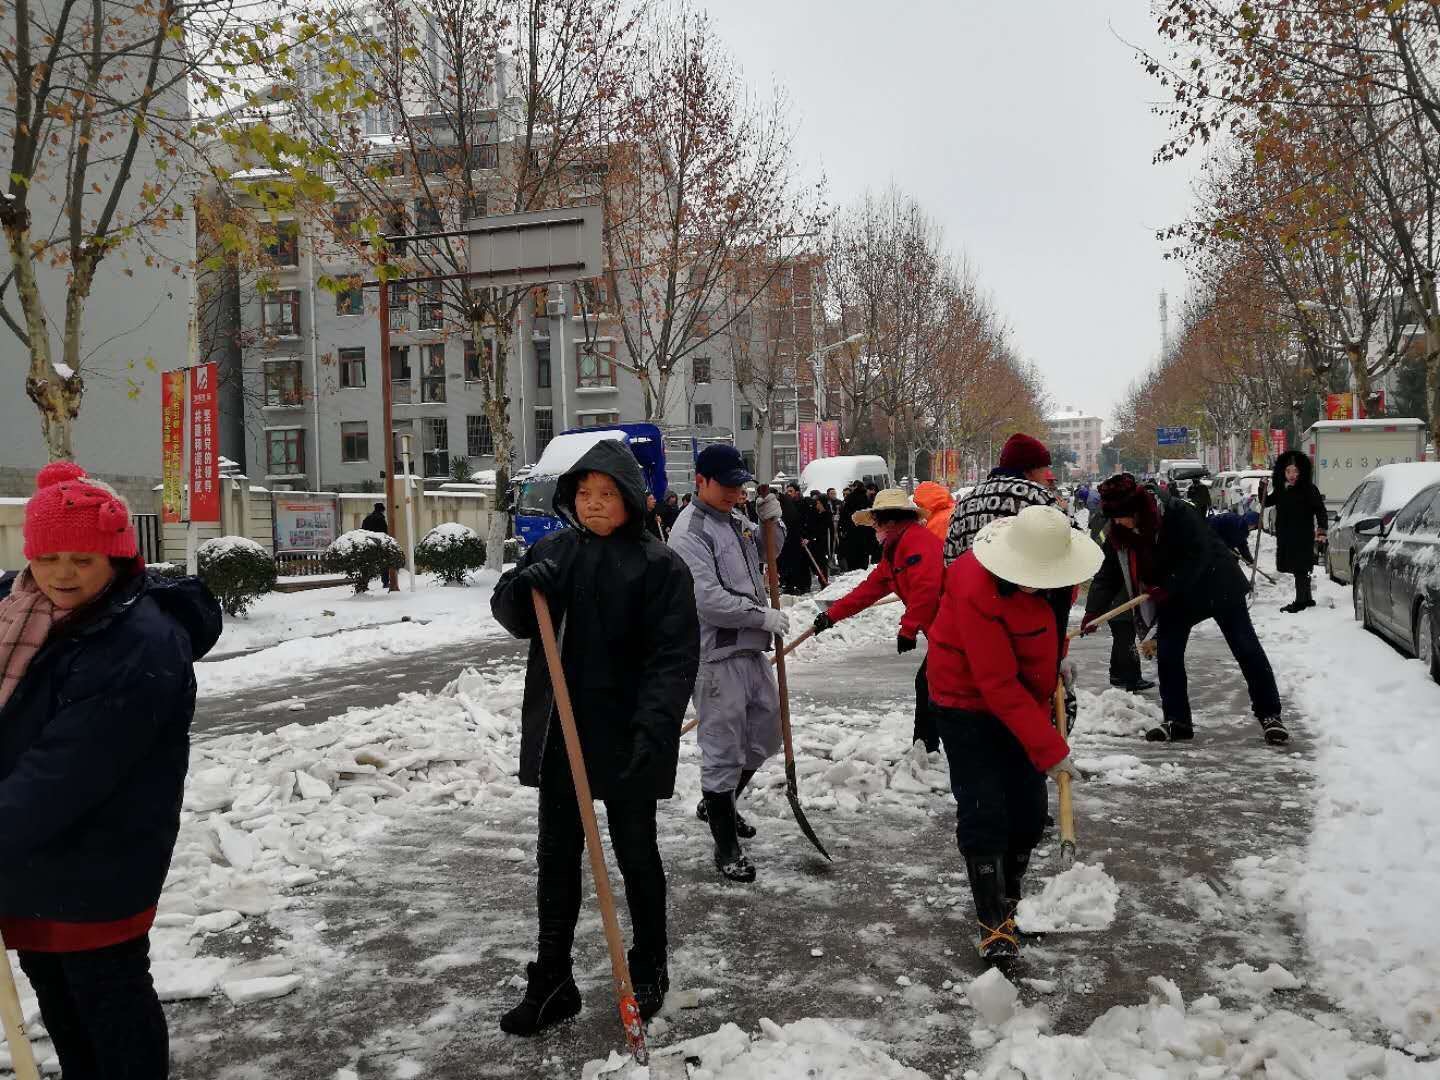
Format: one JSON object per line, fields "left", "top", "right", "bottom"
{"left": 1265, "top": 450, "right": 1328, "bottom": 574}
{"left": 491, "top": 440, "right": 700, "bottom": 801}
{"left": 0, "top": 570, "right": 222, "bottom": 922}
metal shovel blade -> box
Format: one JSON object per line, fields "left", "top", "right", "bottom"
{"left": 786, "top": 762, "right": 832, "bottom": 862}
{"left": 1058, "top": 837, "right": 1076, "bottom": 870}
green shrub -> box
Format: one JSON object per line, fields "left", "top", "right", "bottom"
{"left": 325, "top": 529, "right": 405, "bottom": 594}
{"left": 147, "top": 561, "right": 186, "bottom": 581}
{"left": 415, "top": 523, "right": 487, "bottom": 585}
{"left": 196, "top": 537, "right": 277, "bottom": 616}
{"left": 503, "top": 537, "right": 521, "bottom": 564}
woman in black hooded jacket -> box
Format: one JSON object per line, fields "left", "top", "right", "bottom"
{"left": 1264, "top": 450, "right": 1328, "bottom": 612}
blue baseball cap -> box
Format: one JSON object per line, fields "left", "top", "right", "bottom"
{"left": 695, "top": 444, "right": 753, "bottom": 486}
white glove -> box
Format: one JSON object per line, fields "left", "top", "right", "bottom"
{"left": 760, "top": 608, "right": 789, "bottom": 636}
{"left": 756, "top": 493, "right": 782, "bottom": 523}
{"left": 1059, "top": 657, "right": 1077, "bottom": 690}
{"left": 1046, "top": 755, "right": 1085, "bottom": 783}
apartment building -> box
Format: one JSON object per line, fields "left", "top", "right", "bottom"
{"left": 1048, "top": 407, "right": 1104, "bottom": 477}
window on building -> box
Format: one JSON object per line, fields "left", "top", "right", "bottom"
{"left": 775, "top": 402, "right": 797, "bottom": 430}
{"left": 535, "top": 407, "right": 554, "bottom": 453}
{"left": 532, "top": 286, "right": 549, "bottom": 320}
{"left": 692, "top": 356, "right": 711, "bottom": 384}
{"left": 578, "top": 340, "right": 616, "bottom": 387}
{"left": 739, "top": 405, "right": 754, "bottom": 431}
{"left": 577, "top": 412, "right": 620, "bottom": 428}
{"left": 335, "top": 286, "right": 363, "bottom": 316}
{"left": 467, "top": 414, "right": 494, "bottom": 457}
{"left": 464, "top": 192, "right": 487, "bottom": 220}
{"left": 574, "top": 278, "right": 609, "bottom": 313}
{"left": 263, "top": 360, "right": 303, "bottom": 406}
{"left": 340, "top": 420, "right": 369, "bottom": 462}
{"left": 333, "top": 201, "right": 359, "bottom": 235}
{"left": 266, "top": 428, "right": 304, "bottom": 475}
{"left": 391, "top": 420, "right": 413, "bottom": 475}
{"left": 385, "top": 208, "right": 407, "bottom": 255}
{"left": 421, "top": 417, "right": 449, "bottom": 477}
{"left": 536, "top": 338, "right": 551, "bottom": 388}
{"left": 389, "top": 346, "right": 412, "bottom": 404}
{"left": 421, "top": 344, "right": 447, "bottom": 402}
{"left": 339, "top": 348, "right": 366, "bottom": 388}
{"left": 464, "top": 338, "right": 489, "bottom": 382}
{"left": 741, "top": 450, "right": 757, "bottom": 475}
{"left": 772, "top": 447, "right": 797, "bottom": 477}
{"left": 261, "top": 289, "right": 301, "bottom": 338}
{"left": 414, "top": 197, "right": 442, "bottom": 232}
{"left": 694, "top": 403, "right": 713, "bottom": 427}
{"left": 264, "top": 222, "right": 299, "bottom": 267}
{"left": 418, "top": 282, "right": 444, "bottom": 330}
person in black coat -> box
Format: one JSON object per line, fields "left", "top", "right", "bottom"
{"left": 361, "top": 502, "right": 388, "bottom": 533}
{"left": 1264, "top": 450, "right": 1328, "bottom": 613}
{"left": 0, "top": 462, "right": 221, "bottom": 1079}
{"left": 490, "top": 439, "right": 700, "bottom": 1036}
{"left": 805, "top": 491, "right": 834, "bottom": 575}
{"left": 1188, "top": 479, "right": 1212, "bottom": 515}
{"left": 1083, "top": 474, "right": 1286, "bottom": 745}
{"left": 838, "top": 483, "right": 871, "bottom": 570}
{"left": 777, "top": 482, "right": 812, "bottom": 594}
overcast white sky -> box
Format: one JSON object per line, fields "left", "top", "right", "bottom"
{"left": 705, "top": 0, "right": 1199, "bottom": 428}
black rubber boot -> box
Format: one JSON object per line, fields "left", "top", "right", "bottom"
{"left": 499, "top": 962, "right": 581, "bottom": 1036}
{"left": 627, "top": 946, "right": 669, "bottom": 1021}
{"left": 1259, "top": 715, "right": 1290, "bottom": 745}
{"left": 965, "top": 854, "right": 1019, "bottom": 966}
{"left": 695, "top": 770, "right": 758, "bottom": 839}
{"left": 1146, "top": 719, "right": 1194, "bottom": 742}
{"left": 703, "top": 790, "right": 755, "bottom": 883}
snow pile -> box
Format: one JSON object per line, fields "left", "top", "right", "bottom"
{"left": 1253, "top": 568, "right": 1440, "bottom": 1047}
{"left": 197, "top": 535, "right": 268, "bottom": 559}
{"left": 975, "top": 976, "right": 1436, "bottom": 1079}
{"left": 779, "top": 574, "right": 908, "bottom": 664}
{"left": 420, "top": 522, "right": 478, "bottom": 546}
{"left": 327, "top": 528, "right": 403, "bottom": 558}
{"left": 1015, "top": 862, "right": 1119, "bottom": 933}
{"left": 583, "top": 1017, "right": 929, "bottom": 1079}
{"left": 1218, "top": 961, "right": 1303, "bottom": 999}
{"left": 1071, "top": 686, "right": 1162, "bottom": 739}
{"left": 967, "top": 968, "right": 1020, "bottom": 1027}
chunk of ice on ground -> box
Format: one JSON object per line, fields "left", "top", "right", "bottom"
{"left": 967, "top": 968, "right": 1020, "bottom": 1027}
{"left": 1016, "top": 862, "right": 1119, "bottom": 932}
{"left": 1220, "top": 961, "right": 1303, "bottom": 997}
{"left": 221, "top": 973, "right": 302, "bottom": 1005}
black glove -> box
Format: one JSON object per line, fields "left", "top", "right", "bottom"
{"left": 813, "top": 612, "right": 834, "bottom": 634}
{"left": 620, "top": 736, "right": 655, "bottom": 784}
{"left": 513, "top": 557, "right": 563, "bottom": 598}
{"left": 896, "top": 634, "right": 917, "bottom": 655}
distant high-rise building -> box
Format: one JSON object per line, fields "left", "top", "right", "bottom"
{"left": 1047, "top": 408, "right": 1104, "bottom": 477}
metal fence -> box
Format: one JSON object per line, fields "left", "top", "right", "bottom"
{"left": 132, "top": 514, "right": 164, "bottom": 565}
{"left": 273, "top": 550, "right": 335, "bottom": 578}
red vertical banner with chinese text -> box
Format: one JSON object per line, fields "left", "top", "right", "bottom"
{"left": 1326, "top": 393, "right": 1353, "bottom": 420}
{"left": 819, "top": 420, "right": 839, "bottom": 459}
{"left": 189, "top": 363, "right": 221, "bottom": 522}
{"left": 798, "top": 423, "right": 818, "bottom": 471}
{"left": 1270, "top": 428, "right": 1288, "bottom": 454}
{"left": 1250, "top": 429, "right": 1267, "bottom": 467}
{"left": 161, "top": 370, "right": 186, "bottom": 523}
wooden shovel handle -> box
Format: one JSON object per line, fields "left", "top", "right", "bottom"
{"left": 1068, "top": 593, "right": 1149, "bottom": 641}
{"left": 1053, "top": 685, "right": 1076, "bottom": 855}
{"left": 761, "top": 516, "right": 797, "bottom": 775}
{"left": 0, "top": 935, "right": 40, "bottom": 1080}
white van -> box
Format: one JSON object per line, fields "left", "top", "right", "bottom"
{"left": 798, "top": 455, "right": 892, "bottom": 495}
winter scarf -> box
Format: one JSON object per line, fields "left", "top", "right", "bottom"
{"left": 0, "top": 570, "right": 67, "bottom": 712}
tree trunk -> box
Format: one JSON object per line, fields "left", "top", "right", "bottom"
{"left": 482, "top": 315, "right": 515, "bottom": 572}
{"left": 6, "top": 217, "right": 82, "bottom": 460}
{"left": 906, "top": 445, "right": 917, "bottom": 493}
{"left": 1427, "top": 314, "right": 1440, "bottom": 455}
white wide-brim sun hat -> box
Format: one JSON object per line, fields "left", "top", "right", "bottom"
{"left": 852, "top": 487, "right": 929, "bottom": 528}
{"left": 972, "top": 505, "right": 1104, "bottom": 590}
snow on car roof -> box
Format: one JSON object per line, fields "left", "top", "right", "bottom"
{"left": 1365, "top": 462, "right": 1440, "bottom": 511}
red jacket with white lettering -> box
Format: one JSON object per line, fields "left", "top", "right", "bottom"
{"left": 825, "top": 520, "right": 942, "bottom": 641}
{"left": 925, "top": 551, "right": 1068, "bottom": 772}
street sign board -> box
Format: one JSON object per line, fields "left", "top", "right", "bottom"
{"left": 465, "top": 203, "right": 604, "bottom": 288}
{"left": 1156, "top": 425, "right": 1189, "bottom": 446}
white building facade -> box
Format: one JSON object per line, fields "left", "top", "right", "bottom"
{"left": 1048, "top": 408, "right": 1105, "bottom": 478}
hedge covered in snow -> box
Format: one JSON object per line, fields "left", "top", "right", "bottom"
{"left": 196, "top": 536, "right": 277, "bottom": 616}
{"left": 415, "top": 523, "right": 487, "bottom": 585}
{"left": 324, "top": 529, "right": 405, "bottom": 594}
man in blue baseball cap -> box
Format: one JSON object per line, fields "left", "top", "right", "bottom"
{"left": 669, "top": 445, "right": 786, "bottom": 883}
{"left": 1209, "top": 508, "right": 1261, "bottom": 566}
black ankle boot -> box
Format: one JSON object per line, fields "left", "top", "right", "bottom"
{"left": 703, "top": 790, "right": 755, "bottom": 882}
{"left": 499, "top": 962, "right": 581, "bottom": 1036}
{"left": 696, "top": 771, "right": 758, "bottom": 839}
{"left": 627, "top": 946, "right": 669, "bottom": 1020}
{"left": 965, "top": 854, "right": 1019, "bottom": 966}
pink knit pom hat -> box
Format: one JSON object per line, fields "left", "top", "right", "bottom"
{"left": 23, "top": 462, "right": 139, "bottom": 561}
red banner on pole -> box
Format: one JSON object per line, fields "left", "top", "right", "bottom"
{"left": 161, "top": 370, "right": 186, "bottom": 523}
{"left": 189, "top": 363, "right": 220, "bottom": 523}
{"left": 819, "top": 420, "right": 840, "bottom": 459}
{"left": 1326, "top": 393, "right": 1354, "bottom": 420}
{"left": 798, "top": 422, "right": 818, "bottom": 472}
{"left": 1250, "top": 429, "right": 1267, "bottom": 467}
{"left": 1270, "top": 428, "right": 1287, "bottom": 454}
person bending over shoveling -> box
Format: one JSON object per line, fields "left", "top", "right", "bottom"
{"left": 927, "top": 506, "right": 1100, "bottom": 967}
{"left": 491, "top": 441, "right": 700, "bottom": 1036}
{"left": 811, "top": 488, "right": 943, "bottom": 751}
{"left": 669, "top": 445, "right": 788, "bottom": 883}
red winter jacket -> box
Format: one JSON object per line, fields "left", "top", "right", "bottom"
{"left": 925, "top": 551, "right": 1068, "bottom": 772}
{"left": 825, "top": 520, "right": 942, "bottom": 641}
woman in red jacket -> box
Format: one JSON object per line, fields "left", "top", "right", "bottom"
{"left": 927, "top": 504, "right": 1102, "bottom": 966}
{"left": 810, "top": 489, "right": 944, "bottom": 750}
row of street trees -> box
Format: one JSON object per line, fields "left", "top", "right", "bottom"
{"left": 1116, "top": 1, "right": 1440, "bottom": 464}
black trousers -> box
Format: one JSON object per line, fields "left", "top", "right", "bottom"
{"left": 932, "top": 705, "right": 1047, "bottom": 858}
{"left": 535, "top": 736, "right": 667, "bottom": 971}
{"left": 1108, "top": 620, "right": 1142, "bottom": 687}
{"left": 1292, "top": 572, "right": 1312, "bottom": 606}
{"left": 913, "top": 657, "right": 937, "bottom": 750}
{"left": 18, "top": 935, "right": 168, "bottom": 1080}
{"left": 1157, "top": 605, "right": 1281, "bottom": 728}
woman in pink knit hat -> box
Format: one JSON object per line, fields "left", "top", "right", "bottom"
{"left": 0, "top": 462, "right": 221, "bottom": 1078}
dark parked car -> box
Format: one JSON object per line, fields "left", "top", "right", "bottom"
{"left": 1352, "top": 480, "right": 1440, "bottom": 683}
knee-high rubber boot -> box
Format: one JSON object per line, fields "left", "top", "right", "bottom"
{"left": 1003, "top": 851, "right": 1031, "bottom": 935}
{"left": 703, "top": 790, "right": 755, "bottom": 883}
{"left": 696, "top": 771, "right": 758, "bottom": 838}
{"left": 964, "top": 854, "right": 1019, "bottom": 965}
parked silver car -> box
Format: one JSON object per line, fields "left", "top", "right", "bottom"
{"left": 1328, "top": 462, "right": 1440, "bottom": 584}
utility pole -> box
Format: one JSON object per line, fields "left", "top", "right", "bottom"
{"left": 378, "top": 248, "right": 399, "bottom": 592}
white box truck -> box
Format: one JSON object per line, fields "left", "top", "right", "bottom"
{"left": 1300, "top": 418, "right": 1429, "bottom": 515}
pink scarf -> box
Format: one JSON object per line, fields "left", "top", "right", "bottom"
{"left": 0, "top": 571, "right": 67, "bottom": 711}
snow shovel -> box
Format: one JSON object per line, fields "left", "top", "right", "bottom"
{"left": 800, "top": 540, "right": 829, "bottom": 588}
{"left": 1067, "top": 594, "right": 1149, "bottom": 642}
{"left": 530, "top": 591, "right": 651, "bottom": 1068}
{"left": 0, "top": 935, "right": 40, "bottom": 1080}
{"left": 766, "top": 594, "right": 902, "bottom": 669}
{"left": 1249, "top": 485, "right": 1267, "bottom": 603}
{"left": 1052, "top": 685, "right": 1077, "bottom": 871}
{"left": 761, "top": 511, "right": 832, "bottom": 862}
